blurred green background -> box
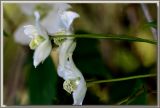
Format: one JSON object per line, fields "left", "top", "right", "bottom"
{"left": 3, "top": 3, "right": 157, "bottom": 105}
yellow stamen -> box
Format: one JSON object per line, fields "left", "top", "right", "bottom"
{"left": 63, "top": 77, "right": 80, "bottom": 94}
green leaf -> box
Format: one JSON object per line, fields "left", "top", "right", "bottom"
{"left": 26, "top": 54, "right": 58, "bottom": 105}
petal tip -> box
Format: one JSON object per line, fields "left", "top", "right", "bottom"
{"left": 34, "top": 59, "right": 40, "bottom": 68}
{"left": 34, "top": 11, "right": 40, "bottom": 21}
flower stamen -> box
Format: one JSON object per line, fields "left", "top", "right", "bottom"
{"left": 63, "top": 77, "right": 80, "bottom": 94}
{"left": 29, "top": 36, "right": 45, "bottom": 50}
{"left": 54, "top": 30, "right": 66, "bottom": 46}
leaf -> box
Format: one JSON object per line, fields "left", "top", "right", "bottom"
{"left": 25, "top": 54, "right": 58, "bottom": 105}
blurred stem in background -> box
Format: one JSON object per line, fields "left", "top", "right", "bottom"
{"left": 140, "top": 3, "right": 157, "bottom": 40}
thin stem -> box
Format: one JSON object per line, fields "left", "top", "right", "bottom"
{"left": 87, "top": 73, "right": 156, "bottom": 87}
{"left": 140, "top": 3, "right": 157, "bottom": 40}
{"left": 116, "top": 87, "right": 144, "bottom": 105}
{"left": 49, "top": 34, "right": 157, "bottom": 44}
{"left": 117, "top": 97, "right": 130, "bottom": 105}
{"left": 126, "top": 89, "right": 144, "bottom": 104}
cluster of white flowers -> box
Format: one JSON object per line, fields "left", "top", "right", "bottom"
{"left": 14, "top": 3, "right": 87, "bottom": 105}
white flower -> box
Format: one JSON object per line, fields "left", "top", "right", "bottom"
{"left": 56, "top": 9, "right": 87, "bottom": 105}
{"left": 58, "top": 40, "right": 87, "bottom": 105}
{"left": 24, "top": 11, "right": 52, "bottom": 67}
{"left": 41, "top": 3, "right": 71, "bottom": 35}
{"left": 42, "top": 4, "right": 79, "bottom": 35}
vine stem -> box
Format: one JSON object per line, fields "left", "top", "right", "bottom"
{"left": 49, "top": 34, "right": 157, "bottom": 44}
{"left": 87, "top": 73, "right": 156, "bottom": 87}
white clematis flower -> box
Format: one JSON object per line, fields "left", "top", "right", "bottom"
{"left": 24, "top": 11, "right": 52, "bottom": 67}
{"left": 57, "top": 10, "right": 87, "bottom": 105}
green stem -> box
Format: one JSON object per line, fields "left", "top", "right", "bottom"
{"left": 116, "top": 87, "right": 144, "bottom": 105}
{"left": 50, "top": 34, "right": 157, "bottom": 44}
{"left": 87, "top": 73, "right": 156, "bottom": 87}
{"left": 117, "top": 97, "right": 130, "bottom": 105}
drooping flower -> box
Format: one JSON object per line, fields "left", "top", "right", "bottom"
{"left": 56, "top": 9, "right": 87, "bottom": 105}
{"left": 57, "top": 40, "right": 87, "bottom": 105}
{"left": 23, "top": 11, "right": 52, "bottom": 67}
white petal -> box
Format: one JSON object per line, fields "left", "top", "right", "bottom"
{"left": 42, "top": 9, "right": 62, "bottom": 35}
{"left": 61, "top": 11, "right": 79, "bottom": 30}
{"left": 58, "top": 39, "right": 74, "bottom": 67}
{"left": 33, "top": 40, "right": 52, "bottom": 67}
{"left": 73, "top": 79, "right": 87, "bottom": 105}
{"left": 34, "top": 11, "right": 48, "bottom": 39}
{"left": 53, "top": 3, "right": 71, "bottom": 12}
{"left": 14, "top": 23, "right": 32, "bottom": 45}
{"left": 57, "top": 65, "right": 65, "bottom": 78}
{"left": 58, "top": 39, "right": 81, "bottom": 79}
{"left": 24, "top": 25, "right": 38, "bottom": 38}
{"left": 34, "top": 11, "right": 40, "bottom": 22}
{"left": 42, "top": 3, "right": 71, "bottom": 35}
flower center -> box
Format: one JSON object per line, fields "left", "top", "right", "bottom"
{"left": 63, "top": 77, "right": 80, "bottom": 94}
{"left": 29, "top": 36, "right": 45, "bottom": 50}
{"left": 54, "top": 30, "right": 66, "bottom": 46}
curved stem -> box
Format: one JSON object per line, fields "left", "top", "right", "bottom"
{"left": 87, "top": 73, "right": 156, "bottom": 87}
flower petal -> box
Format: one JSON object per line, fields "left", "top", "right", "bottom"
{"left": 33, "top": 40, "right": 52, "bottom": 67}
{"left": 14, "top": 24, "right": 31, "bottom": 45}
{"left": 34, "top": 11, "right": 48, "bottom": 39}
{"left": 24, "top": 25, "right": 38, "bottom": 38}
{"left": 42, "top": 11, "right": 61, "bottom": 35}
{"left": 58, "top": 39, "right": 74, "bottom": 67}
{"left": 61, "top": 11, "right": 79, "bottom": 30}
{"left": 53, "top": 3, "right": 71, "bottom": 12}
{"left": 73, "top": 79, "right": 87, "bottom": 105}
{"left": 42, "top": 3, "right": 71, "bottom": 35}
{"left": 57, "top": 65, "right": 65, "bottom": 78}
